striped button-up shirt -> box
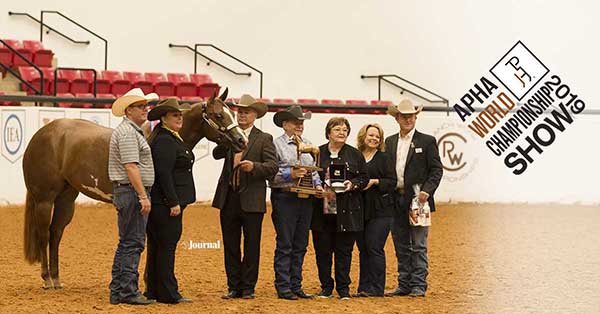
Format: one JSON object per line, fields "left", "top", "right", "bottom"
{"left": 108, "top": 117, "right": 155, "bottom": 187}
{"left": 270, "top": 133, "right": 321, "bottom": 188}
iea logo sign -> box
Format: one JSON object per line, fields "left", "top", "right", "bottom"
{"left": 2, "top": 110, "right": 26, "bottom": 163}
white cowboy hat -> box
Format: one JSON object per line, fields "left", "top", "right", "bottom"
{"left": 387, "top": 99, "right": 423, "bottom": 116}
{"left": 111, "top": 88, "right": 159, "bottom": 117}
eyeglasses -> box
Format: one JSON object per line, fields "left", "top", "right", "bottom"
{"left": 130, "top": 103, "right": 150, "bottom": 110}
{"left": 331, "top": 127, "right": 349, "bottom": 133}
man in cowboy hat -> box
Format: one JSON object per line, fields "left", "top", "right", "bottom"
{"left": 384, "top": 99, "right": 442, "bottom": 298}
{"left": 108, "top": 88, "right": 158, "bottom": 305}
{"left": 269, "top": 105, "right": 322, "bottom": 300}
{"left": 212, "top": 94, "right": 278, "bottom": 300}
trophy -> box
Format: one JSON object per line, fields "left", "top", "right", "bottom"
{"left": 282, "top": 135, "right": 323, "bottom": 198}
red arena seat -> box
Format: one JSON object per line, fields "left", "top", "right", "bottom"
{"left": 0, "top": 91, "right": 19, "bottom": 106}
{"left": 197, "top": 83, "right": 220, "bottom": 99}
{"left": 189, "top": 73, "right": 213, "bottom": 85}
{"left": 181, "top": 96, "right": 204, "bottom": 103}
{"left": 74, "top": 93, "right": 94, "bottom": 108}
{"left": 0, "top": 39, "right": 20, "bottom": 67}
{"left": 146, "top": 72, "right": 175, "bottom": 96}
{"left": 168, "top": 73, "right": 197, "bottom": 97}
{"left": 123, "top": 71, "right": 153, "bottom": 94}
{"left": 370, "top": 100, "right": 394, "bottom": 106}
{"left": 56, "top": 92, "right": 74, "bottom": 108}
{"left": 321, "top": 99, "right": 344, "bottom": 105}
{"left": 345, "top": 99, "right": 368, "bottom": 105}
{"left": 256, "top": 98, "right": 271, "bottom": 103}
{"left": 22, "top": 40, "right": 54, "bottom": 67}
{"left": 297, "top": 99, "right": 319, "bottom": 104}
{"left": 102, "top": 70, "right": 131, "bottom": 95}
{"left": 273, "top": 98, "right": 295, "bottom": 104}
{"left": 95, "top": 93, "right": 115, "bottom": 108}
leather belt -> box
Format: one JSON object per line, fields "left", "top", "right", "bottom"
{"left": 113, "top": 182, "right": 151, "bottom": 189}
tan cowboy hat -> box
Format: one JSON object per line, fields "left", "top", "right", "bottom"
{"left": 235, "top": 94, "right": 267, "bottom": 118}
{"left": 387, "top": 99, "right": 423, "bottom": 117}
{"left": 111, "top": 88, "right": 159, "bottom": 117}
{"left": 273, "top": 105, "right": 312, "bottom": 127}
{"left": 148, "top": 98, "right": 191, "bottom": 121}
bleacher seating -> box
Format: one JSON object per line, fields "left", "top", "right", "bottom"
{"left": 0, "top": 39, "right": 54, "bottom": 68}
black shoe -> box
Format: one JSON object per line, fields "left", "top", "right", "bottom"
{"left": 278, "top": 291, "right": 298, "bottom": 300}
{"left": 109, "top": 295, "right": 120, "bottom": 305}
{"left": 241, "top": 291, "right": 255, "bottom": 299}
{"left": 120, "top": 295, "right": 155, "bottom": 305}
{"left": 316, "top": 289, "right": 333, "bottom": 299}
{"left": 176, "top": 296, "right": 193, "bottom": 303}
{"left": 409, "top": 289, "right": 426, "bottom": 297}
{"left": 293, "top": 290, "right": 313, "bottom": 299}
{"left": 338, "top": 291, "right": 351, "bottom": 300}
{"left": 385, "top": 288, "right": 411, "bottom": 297}
{"left": 221, "top": 291, "right": 242, "bottom": 299}
{"left": 354, "top": 291, "right": 370, "bottom": 297}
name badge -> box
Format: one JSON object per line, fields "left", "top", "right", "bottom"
{"left": 415, "top": 148, "right": 423, "bottom": 153}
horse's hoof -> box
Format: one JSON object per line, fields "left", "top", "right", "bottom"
{"left": 42, "top": 281, "right": 53, "bottom": 290}
{"left": 53, "top": 283, "right": 64, "bottom": 289}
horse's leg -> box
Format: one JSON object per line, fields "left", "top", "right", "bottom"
{"left": 33, "top": 199, "right": 54, "bottom": 289}
{"left": 48, "top": 185, "right": 79, "bottom": 289}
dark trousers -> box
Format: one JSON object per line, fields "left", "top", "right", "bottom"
{"left": 270, "top": 190, "right": 313, "bottom": 293}
{"left": 109, "top": 186, "right": 148, "bottom": 299}
{"left": 312, "top": 230, "right": 359, "bottom": 294}
{"left": 390, "top": 192, "right": 430, "bottom": 292}
{"left": 357, "top": 216, "right": 392, "bottom": 296}
{"left": 220, "top": 189, "right": 264, "bottom": 293}
{"left": 144, "top": 203, "right": 185, "bottom": 303}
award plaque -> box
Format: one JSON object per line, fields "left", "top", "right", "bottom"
{"left": 282, "top": 135, "right": 323, "bottom": 198}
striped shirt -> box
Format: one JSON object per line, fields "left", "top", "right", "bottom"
{"left": 270, "top": 133, "right": 321, "bottom": 188}
{"left": 108, "top": 117, "right": 155, "bottom": 187}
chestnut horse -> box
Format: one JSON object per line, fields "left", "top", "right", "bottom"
{"left": 23, "top": 89, "right": 246, "bottom": 289}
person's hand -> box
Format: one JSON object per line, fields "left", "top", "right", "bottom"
{"left": 291, "top": 167, "right": 308, "bottom": 179}
{"left": 315, "top": 185, "right": 324, "bottom": 198}
{"left": 170, "top": 204, "right": 181, "bottom": 216}
{"left": 239, "top": 160, "right": 254, "bottom": 172}
{"left": 139, "top": 197, "right": 151, "bottom": 215}
{"left": 343, "top": 180, "right": 353, "bottom": 192}
{"left": 418, "top": 191, "right": 430, "bottom": 204}
{"left": 363, "top": 179, "right": 379, "bottom": 191}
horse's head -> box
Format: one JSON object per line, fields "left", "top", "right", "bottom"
{"left": 200, "top": 88, "right": 248, "bottom": 152}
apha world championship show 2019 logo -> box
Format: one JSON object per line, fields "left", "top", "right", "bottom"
{"left": 453, "top": 41, "right": 586, "bottom": 175}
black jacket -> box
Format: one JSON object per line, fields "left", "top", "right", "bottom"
{"left": 311, "top": 143, "right": 368, "bottom": 233}
{"left": 211, "top": 127, "right": 278, "bottom": 213}
{"left": 362, "top": 150, "right": 397, "bottom": 220}
{"left": 149, "top": 127, "right": 196, "bottom": 208}
{"left": 384, "top": 130, "right": 443, "bottom": 212}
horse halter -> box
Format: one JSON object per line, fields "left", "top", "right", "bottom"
{"left": 201, "top": 102, "right": 241, "bottom": 142}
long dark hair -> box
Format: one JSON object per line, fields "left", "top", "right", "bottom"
{"left": 147, "top": 121, "right": 162, "bottom": 145}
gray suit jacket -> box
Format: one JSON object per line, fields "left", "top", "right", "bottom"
{"left": 212, "top": 127, "right": 278, "bottom": 213}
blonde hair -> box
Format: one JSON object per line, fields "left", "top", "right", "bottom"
{"left": 357, "top": 123, "right": 385, "bottom": 152}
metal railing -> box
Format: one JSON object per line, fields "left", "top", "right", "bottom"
{"left": 361, "top": 74, "right": 449, "bottom": 116}
{"left": 40, "top": 10, "right": 108, "bottom": 70}
{"left": 0, "top": 39, "right": 44, "bottom": 95}
{"left": 169, "top": 43, "right": 263, "bottom": 97}
{"left": 52, "top": 67, "right": 97, "bottom": 96}
{"left": 8, "top": 11, "right": 90, "bottom": 45}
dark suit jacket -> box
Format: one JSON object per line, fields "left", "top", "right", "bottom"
{"left": 362, "top": 150, "right": 397, "bottom": 220}
{"left": 211, "top": 127, "right": 278, "bottom": 213}
{"left": 149, "top": 127, "right": 196, "bottom": 208}
{"left": 384, "top": 130, "right": 443, "bottom": 211}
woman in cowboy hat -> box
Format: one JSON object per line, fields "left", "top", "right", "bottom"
{"left": 143, "top": 98, "right": 195, "bottom": 304}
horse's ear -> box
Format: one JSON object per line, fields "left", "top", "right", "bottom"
{"left": 219, "top": 88, "right": 229, "bottom": 102}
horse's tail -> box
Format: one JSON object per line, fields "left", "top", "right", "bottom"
{"left": 24, "top": 191, "right": 42, "bottom": 264}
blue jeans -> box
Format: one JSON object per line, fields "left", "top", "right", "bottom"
{"left": 357, "top": 216, "right": 391, "bottom": 296}
{"left": 109, "top": 185, "right": 149, "bottom": 299}
{"left": 390, "top": 193, "right": 429, "bottom": 292}
{"left": 271, "top": 190, "right": 313, "bottom": 293}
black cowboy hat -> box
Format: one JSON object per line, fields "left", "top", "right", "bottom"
{"left": 148, "top": 98, "right": 191, "bottom": 121}
{"left": 273, "top": 105, "right": 312, "bottom": 127}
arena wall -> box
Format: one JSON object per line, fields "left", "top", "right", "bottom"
{"left": 1, "top": 1, "right": 599, "bottom": 204}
